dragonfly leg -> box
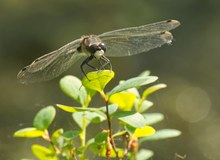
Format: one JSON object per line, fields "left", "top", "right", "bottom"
{"left": 80, "top": 55, "right": 97, "bottom": 79}
{"left": 99, "top": 55, "right": 112, "bottom": 70}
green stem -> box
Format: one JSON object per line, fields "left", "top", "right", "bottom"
{"left": 79, "top": 104, "right": 87, "bottom": 160}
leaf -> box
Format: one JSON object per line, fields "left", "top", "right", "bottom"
{"left": 14, "top": 128, "right": 45, "bottom": 138}
{"left": 62, "top": 130, "right": 80, "bottom": 140}
{"left": 58, "top": 104, "right": 118, "bottom": 116}
{"left": 33, "top": 106, "right": 56, "bottom": 131}
{"left": 94, "top": 132, "right": 108, "bottom": 143}
{"left": 143, "top": 113, "right": 164, "bottom": 125}
{"left": 82, "top": 70, "right": 114, "bottom": 93}
{"left": 140, "top": 129, "right": 181, "bottom": 143}
{"left": 114, "top": 112, "right": 146, "bottom": 128}
{"left": 32, "top": 144, "right": 56, "bottom": 160}
{"left": 51, "top": 129, "right": 63, "bottom": 146}
{"left": 57, "top": 104, "right": 76, "bottom": 112}
{"left": 60, "top": 75, "right": 87, "bottom": 105}
{"left": 107, "top": 76, "right": 158, "bottom": 96}
{"left": 72, "top": 111, "right": 106, "bottom": 128}
{"left": 138, "top": 70, "right": 151, "bottom": 77}
{"left": 109, "top": 92, "right": 136, "bottom": 111}
{"left": 136, "top": 149, "right": 154, "bottom": 160}
{"left": 134, "top": 99, "right": 153, "bottom": 112}
{"left": 99, "top": 104, "right": 118, "bottom": 115}
{"left": 142, "top": 83, "right": 167, "bottom": 99}
{"left": 72, "top": 112, "right": 89, "bottom": 128}
{"left": 57, "top": 104, "right": 100, "bottom": 113}
{"left": 134, "top": 126, "right": 155, "bottom": 137}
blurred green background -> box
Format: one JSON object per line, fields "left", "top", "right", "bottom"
{"left": 1, "top": 0, "right": 220, "bottom": 159}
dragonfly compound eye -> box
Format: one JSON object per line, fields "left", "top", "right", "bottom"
{"left": 88, "top": 44, "right": 101, "bottom": 54}
{"left": 99, "top": 43, "right": 106, "bottom": 52}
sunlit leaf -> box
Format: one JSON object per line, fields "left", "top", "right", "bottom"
{"left": 108, "top": 76, "right": 158, "bottom": 96}
{"left": 32, "top": 144, "right": 56, "bottom": 160}
{"left": 143, "top": 113, "right": 164, "bottom": 125}
{"left": 142, "top": 83, "right": 167, "bottom": 99}
{"left": 60, "top": 75, "right": 87, "bottom": 105}
{"left": 59, "top": 103, "right": 118, "bottom": 115}
{"left": 136, "top": 149, "right": 154, "bottom": 160}
{"left": 134, "top": 126, "right": 155, "bottom": 137}
{"left": 114, "top": 112, "right": 146, "bottom": 128}
{"left": 140, "top": 129, "right": 181, "bottom": 143}
{"left": 14, "top": 128, "right": 45, "bottom": 138}
{"left": 57, "top": 104, "right": 102, "bottom": 113}
{"left": 33, "top": 106, "right": 56, "bottom": 131}
{"left": 57, "top": 104, "right": 76, "bottom": 112}
{"left": 82, "top": 70, "right": 114, "bottom": 93}
{"left": 109, "top": 92, "right": 136, "bottom": 111}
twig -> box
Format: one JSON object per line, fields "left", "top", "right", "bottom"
{"left": 101, "top": 91, "right": 120, "bottom": 159}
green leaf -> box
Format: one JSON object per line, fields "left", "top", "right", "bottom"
{"left": 134, "top": 99, "right": 153, "bottom": 112}
{"left": 140, "top": 129, "right": 181, "bottom": 143}
{"left": 107, "top": 76, "right": 158, "bottom": 96}
{"left": 136, "top": 149, "right": 154, "bottom": 160}
{"left": 62, "top": 130, "right": 80, "bottom": 140}
{"left": 60, "top": 75, "right": 87, "bottom": 105}
{"left": 82, "top": 70, "right": 114, "bottom": 92}
{"left": 109, "top": 92, "right": 136, "bottom": 111}
{"left": 14, "top": 128, "right": 45, "bottom": 138}
{"left": 99, "top": 104, "right": 118, "bottom": 115}
{"left": 72, "top": 112, "right": 89, "bottom": 128}
{"left": 138, "top": 70, "right": 151, "bottom": 77}
{"left": 142, "top": 83, "right": 167, "bottom": 99}
{"left": 32, "top": 144, "right": 56, "bottom": 160}
{"left": 143, "top": 113, "right": 164, "bottom": 125}
{"left": 33, "top": 106, "right": 56, "bottom": 131}
{"left": 51, "top": 129, "right": 63, "bottom": 146}
{"left": 89, "top": 141, "right": 104, "bottom": 154}
{"left": 114, "top": 112, "right": 146, "bottom": 128}
{"left": 95, "top": 132, "right": 108, "bottom": 143}
{"left": 72, "top": 111, "right": 106, "bottom": 128}
{"left": 87, "top": 112, "right": 106, "bottom": 123}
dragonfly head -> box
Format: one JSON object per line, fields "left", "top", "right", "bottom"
{"left": 87, "top": 43, "right": 106, "bottom": 59}
{"left": 80, "top": 35, "right": 106, "bottom": 59}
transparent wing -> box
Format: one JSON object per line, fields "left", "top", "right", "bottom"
{"left": 99, "top": 20, "right": 180, "bottom": 57}
{"left": 17, "top": 39, "right": 86, "bottom": 84}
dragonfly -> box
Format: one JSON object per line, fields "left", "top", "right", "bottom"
{"left": 17, "top": 19, "right": 180, "bottom": 84}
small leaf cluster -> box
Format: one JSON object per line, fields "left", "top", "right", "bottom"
{"left": 14, "top": 70, "right": 181, "bottom": 160}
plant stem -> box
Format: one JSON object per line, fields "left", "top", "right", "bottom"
{"left": 79, "top": 104, "right": 88, "bottom": 160}
{"left": 80, "top": 104, "right": 87, "bottom": 147}
{"left": 100, "top": 91, "right": 120, "bottom": 159}
{"left": 44, "top": 130, "right": 61, "bottom": 154}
